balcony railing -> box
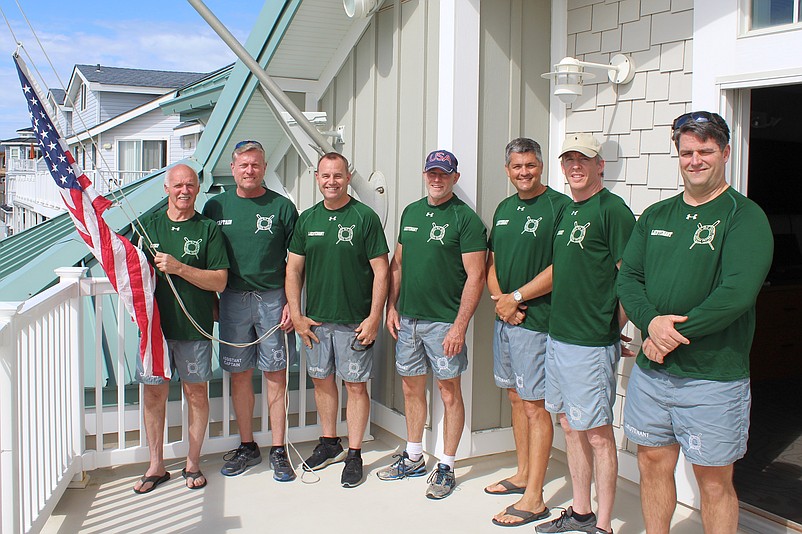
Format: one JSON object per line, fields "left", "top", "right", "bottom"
{"left": 0, "top": 268, "right": 342, "bottom": 534}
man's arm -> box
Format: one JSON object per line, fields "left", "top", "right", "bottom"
{"left": 492, "top": 257, "right": 552, "bottom": 325}
{"left": 154, "top": 252, "right": 227, "bottom": 292}
{"left": 285, "top": 252, "right": 320, "bottom": 348}
{"left": 355, "top": 253, "right": 390, "bottom": 345}
{"left": 386, "top": 243, "right": 403, "bottom": 340}
{"left": 443, "top": 250, "right": 486, "bottom": 357}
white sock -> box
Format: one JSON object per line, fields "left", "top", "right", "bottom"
{"left": 439, "top": 455, "right": 455, "bottom": 470}
{"left": 406, "top": 442, "right": 423, "bottom": 461}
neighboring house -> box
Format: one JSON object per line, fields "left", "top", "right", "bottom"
{"left": 0, "top": 2, "right": 800, "bottom": 531}
{"left": 1, "top": 64, "right": 207, "bottom": 236}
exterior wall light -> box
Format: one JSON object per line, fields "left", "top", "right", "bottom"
{"left": 343, "top": 0, "right": 383, "bottom": 18}
{"left": 541, "top": 54, "right": 635, "bottom": 105}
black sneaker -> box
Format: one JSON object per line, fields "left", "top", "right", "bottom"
{"left": 302, "top": 437, "right": 346, "bottom": 471}
{"left": 341, "top": 455, "right": 363, "bottom": 488}
{"left": 221, "top": 443, "right": 262, "bottom": 476}
{"left": 269, "top": 447, "right": 296, "bottom": 482}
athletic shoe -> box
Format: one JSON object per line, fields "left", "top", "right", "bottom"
{"left": 340, "top": 455, "right": 364, "bottom": 488}
{"left": 425, "top": 463, "right": 456, "bottom": 500}
{"left": 535, "top": 507, "right": 598, "bottom": 533}
{"left": 269, "top": 447, "right": 296, "bottom": 482}
{"left": 221, "top": 443, "right": 262, "bottom": 476}
{"left": 302, "top": 437, "right": 346, "bottom": 471}
{"left": 376, "top": 451, "right": 427, "bottom": 480}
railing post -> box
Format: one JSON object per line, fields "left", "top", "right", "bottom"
{"left": 0, "top": 301, "right": 22, "bottom": 534}
{"left": 55, "top": 267, "right": 89, "bottom": 486}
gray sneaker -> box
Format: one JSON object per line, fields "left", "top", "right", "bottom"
{"left": 221, "top": 443, "right": 262, "bottom": 476}
{"left": 269, "top": 447, "right": 296, "bottom": 482}
{"left": 425, "top": 463, "right": 456, "bottom": 500}
{"left": 376, "top": 451, "right": 427, "bottom": 480}
{"left": 535, "top": 507, "right": 598, "bottom": 533}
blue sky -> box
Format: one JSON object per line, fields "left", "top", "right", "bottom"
{"left": 0, "top": 0, "right": 266, "bottom": 139}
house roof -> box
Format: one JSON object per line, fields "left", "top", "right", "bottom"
{"left": 74, "top": 64, "right": 207, "bottom": 89}
{"left": 49, "top": 88, "right": 66, "bottom": 105}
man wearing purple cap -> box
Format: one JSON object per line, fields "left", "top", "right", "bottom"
{"left": 378, "top": 149, "right": 487, "bottom": 500}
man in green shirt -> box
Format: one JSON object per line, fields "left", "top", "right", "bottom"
{"left": 286, "top": 152, "right": 389, "bottom": 488}
{"left": 202, "top": 141, "right": 298, "bottom": 482}
{"left": 618, "top": 112, "right": 773, "bottom": 533}
{"left": 134, "top": 164, "right": 229, "bottom": 493}
{"left": 379, "top": 150, "right": 487, "bottom": 500}
{"left": 487, "top": 138, "right": 571, "bottom": 527}
{"left": 536, "top": 134, "right": 635, "bottom": 534}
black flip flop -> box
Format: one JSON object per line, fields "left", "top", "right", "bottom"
{"left": 133, "top": 471, "right": 170, "bottom": 494}
{"left": 484, "top": 479, "right": 526, "bottom": 495}
{"left": 182, "top": 467, "right": 208, "bottom": 490}
{"left": 492, "top": 505, "right": 550, "bottom": 527}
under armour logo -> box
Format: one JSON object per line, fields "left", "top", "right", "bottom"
{"left": 686, "top": 213, "right": 698, "bottom": 220}
{"left": 516, "top": 206, "right": 525, "bottom": 211}
{"left": 329, "top": 216, "right": 337, "bottom": 221}
{"left": 571, "top": 210, "right": 579, "bottom": 216}
{"left": 426, "top": 212, "right": 434, "bottom": 217}
{"left": 171, "top": 226, "right": 180, "bottom": 231}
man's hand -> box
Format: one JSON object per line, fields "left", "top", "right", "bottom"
{"left": 154, "top": 252, "right": 182, "bottom": 275}
{"left": 491, "top": 294, "right": 527, "bottom": 325}
{"left": 642, "top": 337, "right": 670, "bottom": 364}
{"left": 442, "top": 323, "right": 467, "bottom": 357}
{"left": 293, "top": 315, "right": 321, "bottom": 349}
{"left": 386, "top": 306, "right": 401, "bottom": 340}
{"left": 647, "top": 315, "right": 690, "bottom": 355}
{"left": 279, "top": 303, "right": 294, "bottom": 333}
{"left": 620, "top": 333, "right": 636, "bottom": 358}
{"left": 355, "top": 315, "right": 380, "bottom": 347}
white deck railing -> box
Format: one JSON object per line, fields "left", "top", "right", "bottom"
{"left": 0, "top": 268, "right": 343, "bottom": 534}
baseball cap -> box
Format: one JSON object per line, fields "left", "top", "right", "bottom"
{"left": 559, "top": 133, "right": 602, "bottom": 158}
{"left": 424, "top": 149, "right": 458, "bottom": 174}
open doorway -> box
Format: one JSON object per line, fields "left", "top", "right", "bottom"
{"left": 735, "top": 83, "right": 802, "bottom": 527}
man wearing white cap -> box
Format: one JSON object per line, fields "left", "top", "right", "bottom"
{"left": 535, "top": 134, "right": 635, "bottom": 534}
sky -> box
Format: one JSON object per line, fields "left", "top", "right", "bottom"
{"left": 0, "top": 0, "right": 266, "bottom": 140}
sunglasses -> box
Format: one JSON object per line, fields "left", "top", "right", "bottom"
{"left": 351, "top": 335, "right": 375, "bottom": 352}
{"left": 671, "top": 111, "right": 725, "bottom": 132}
{"left": 235, "top": 140, "right": 263, "bottom": 149}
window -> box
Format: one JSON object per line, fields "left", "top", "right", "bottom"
{"left": 79, "top": 83, "right": 87, "bottom": 112}
{"left": 751, "top": 0, "right": 801, "bottom": 29}
{"left": 117, "top": 140, "right": 167, "bottom": 183}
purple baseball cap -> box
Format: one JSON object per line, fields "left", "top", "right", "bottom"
{"left": 424, "top": 149, "right": 458, "bottom": 174}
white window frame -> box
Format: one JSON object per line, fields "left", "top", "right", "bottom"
{"left": 79, "top": 84, "right": 87, "bottom": 112}
{"left": 741, "top": 0, "right": 802, "bottom": 36}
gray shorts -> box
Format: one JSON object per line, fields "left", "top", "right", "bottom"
{"left": 137, "top": 339, "right": 213, "bottom": 385}
{"left": 493, "top": 320, "right": 547, "bottom": 401}
{"left": 218, "top": 287, "right": 296, "bottom": 373}
{"left": 395, "top": 316, "right": 468, "bottom": 380}
{"left": 545, "top": 336, "right": 620, "bottom": 431}
{"left": 306, "top": 323, "right": 373, "bottom": 383}
{"left": 623, "top": 365, "right": 751, "bottom": 466}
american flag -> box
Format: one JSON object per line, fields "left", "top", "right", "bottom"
{"left": 13, "top": 54, "right": 170, "bottom": 378}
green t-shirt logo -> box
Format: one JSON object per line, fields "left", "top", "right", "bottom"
{"left": 255, "top": 213, "right": 274, "bottom": 234}
{"left": 336, "top": 224, "right": 355, "bottom": 245}
{"left": 182, "top": 237, "right": 202, "bottom": 258}
{"left": 568, "top": 221, "right": 590, "bottom": 249}
{"left": 690, "top": 220, "right": 720, "bottom": 250}
{"left": 428, "top": 222, "right": 449, "bottom": 244}
{"left": 521, "top": 216, "right": 543, "bottom": 237}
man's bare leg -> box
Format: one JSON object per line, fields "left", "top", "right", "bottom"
{"left": 230, "top": 369, "right": 255, "bottom": 441}
{"left": 694, "top": 463, "right": 739, "bottom": 534}
{"left": 401, "top": 375, "right": 428, "bottom": 443}
{"left": 587, "top": 424, "right": 617, "bottom": 532}
{"left": 437, "top": 377, "right": 464, "bottom": 456}
{"left": 637, "top": 444, "right": 680, "bottom": 534}
{"left": 312, "top": 375, "right": 339, "bottom": 436}
{"left": 265, "top": 369, "right": 287, "bottom": 445}
{"left": 344, "top": 381, "right": 370, "bottom": 448}
{"left": 560, "top": 414, "right": 594, "bottom": 515}
{"left": 485, "top": 388, "right": 529, "bottom": 493}
{"left": 183, "top": 382, "right": 209, "bottom": 488}
{"left": 134, "top": 383, "right": 169, "bottom": 492}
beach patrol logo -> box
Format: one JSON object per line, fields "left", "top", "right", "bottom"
{"left": 688, "top": 433, "right": 702, "bottom": 453}
{"left": 568, "top": 405, "right": 583, "bottom": 423}
{"left": 255, "top": 214, "right": 274, "bottom": 234}
{"left": 271, "top": 347, "right": 285, "bottom": 364}
{"left": 348, "top": 361, "right": 361, "bottom": 377}
{"left": 690, "top": 220, "right": 720, "bottom": 250}
{"left": 182, "top": 237, "right": 202, "bottom": 258}
{"left": 435, "top": 357, "right": 450, "bottom": 372}
{"left": 428, "top": 222, "right": 449, "bottom": 244}
{"left": 567, "top": 221, "right": 590, "bottom": 249}
{"left": 185, "top": 360, "right": 200, "bottom": 376}
{"left": 336, "top": 224, "right": 355, "bottom": 245}
{"left": 515, "top": 373, "right": 524, "bottom": 389}
{"left": 521, "top": 216, "right": 543, "bottom": 237}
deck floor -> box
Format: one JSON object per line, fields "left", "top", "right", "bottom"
{"left": 43, "top": 427, "right": 719, "bottom": 534}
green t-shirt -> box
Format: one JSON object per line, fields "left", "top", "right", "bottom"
{"left": 550, "top": 188, "right": 635, "bottom": 346}
{"left": 142, "top": 210, "right": 229, "bottom": 341}
{"left": 202, "top": 188, "right": 298, "bottom": 291}
{"left": 397, "top": 195, "right": 488, "bottom": 323}
{"left": 617, "top": 188, "right": 773, "bottom": 381}
{"left": 489, "top": 187, "right": 572, "bottom": 332}
{"left": 288, "top": 197, "right": 389, "bottom": 323}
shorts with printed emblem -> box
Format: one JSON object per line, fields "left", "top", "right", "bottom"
{"left": 395, "top": 316, "right": 468, "bottom": 380}
{"left": 493, "top": 320, "right": 547, "bottom": 401}
{"left": 306, "top": 323, "right": 373, "bottom": 383}
{"left": 218, "top": 288, "right": 296, "bottom": 373}
{"left": 623, "top": 364, "right": 751, "bottom": 466}
{"left": 137, "top": 339, "right": 213, "bottom": 385}
{"left": 544, "top": 336, "right": 620, "bottom": 431}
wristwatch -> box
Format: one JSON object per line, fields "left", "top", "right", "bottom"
{"left": 512, "top": 289, "right": 523, "bottom": 303}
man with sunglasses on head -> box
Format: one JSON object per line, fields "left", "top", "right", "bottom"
{"left": 203, "top": 140, "right": 298, "bottom": 482}
{"left": 536, "top": 134, "right": 635, "bottom": 534}
{"left": 286, "top": 152, "right": 389, "bottom": 488}
{"left": 378, "top": 150, "right": 487, "bottom": 500}
{"left": 617, "top": 112, "right": 773, "bottom": 533}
